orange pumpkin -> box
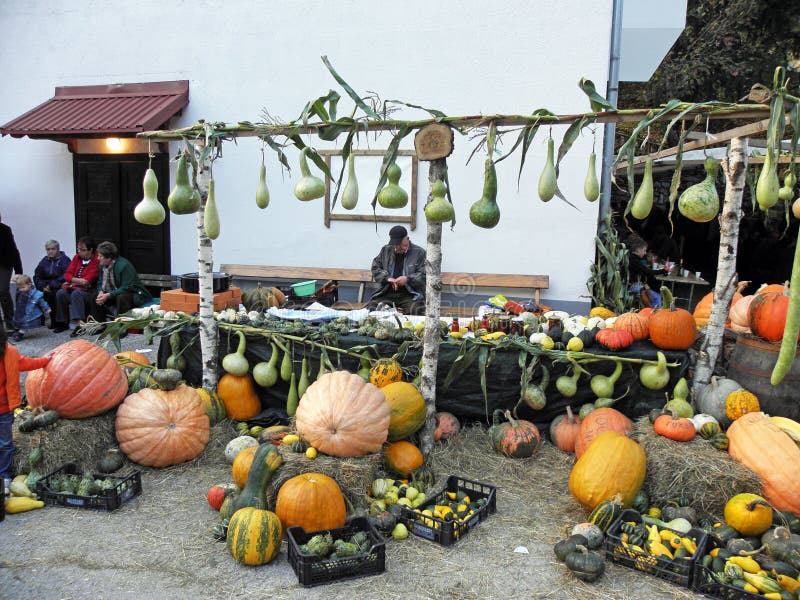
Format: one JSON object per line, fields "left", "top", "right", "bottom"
{"left": 594, "top": 328, "right": 634, "bottom": 351}
{"left": 434, "top": 412, "right": 461, "bottom": 442}
{"left": 638, "top": 307, "right": 655, "bottom": 320}
{"left": 382, "top": 381, "right": 426, "bottom": 441}
{"left": 232, "top": 445, "right": 259, "bottom": 489}
{"left": 756, "top": 282, "right": 788, "bottom": 295}
{"left": 114, "top": 350, "right": 151, "bottom": 374}
{"left": 549, "top": 405, "right": 582, "bottom": 453}
{"left": 648, "top": 287, "right": 697, "bottom": 350}
{"left": 574, "top": 407, "right": 633, "bottom": 458}
{"left": 692, "top": 281, "right": 748, "bottom": 329}
{"left": 294, "top": 371, "right": 390, "bottom": 457}
{"left": 26, "top": 340, "right": 128, "bottom": 418}
{"left": 729, "top": 294, "right": 755, "bottom": 333}
{"left": 384, "top": 440, "right": 424, "bottom": 477}
{"left": 274, "top": 472, "right": 347, "bottom": 533}
{"left": 216, "top": 373, "right": 261, "bottom": 421}
{"left": 749, "top": 290, "right": 796, "bottom": 343}
{"left": 115, "top": 384, "right": 210, "bottom": 467}
{"left": 613, "top": 312, "right": 650, "bottom": 342}
{"left": 727, "top": 412, "right": 800, "bottom": 515}
{"left": 653, "top": 412, "right": 696, "bottom": 441}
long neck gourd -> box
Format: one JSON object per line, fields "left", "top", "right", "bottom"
{"left": 590, "top": 359, "right": 622, "bottom": 399}
{"left": 469, "top": 158, "right": 500, "bottom": 228}
{"left": 252, "top": 342, "right": 279, "bottom": 388}
{"left": 630, "top": 158, "right": 654, "bottom": 220}
{"left": 678, "top": 157, "right": 719, "bottom": 223}
{"left": 220, "top": 444, "right": 283, "bottom": 521}
{"left": 584, "top": 152, "right": 600, "bottom": 202}
{"left": 638, "top": 351, "right": 669, "bottom": 390}
{"left": 341, "top": 154, "right": 359, "bottom": 210}
{"left": 222, "top": 331, "right": 250, "bottom": 376}
{"left": 294, "top": 147, "right": 325, "bottom": 201}
{"left": 280, "top": 343, "right": 293, "bottom": 382}
{"left": 204, "top": 178, "right": 220, "bottom": 240}
{"left": 134, "top": 168, "right": 165, "bottom": 225}
{"left": 255, "top": 164, "right": 270, "bottom": 209}
{"left": 168, "top": 153, "right": 201, "bottom": 215}
{"left": 556, "top": 367, "right": 582, "bottom": 398}
{"left": 377, "top": 162, "right": 409, "bottom": 208}
{"left": 538, "top": 138, "right": 557, "bottom": 202}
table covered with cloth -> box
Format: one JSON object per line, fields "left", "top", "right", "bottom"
{"left": 158, "top": 326, "right": 690, "bottom": 432}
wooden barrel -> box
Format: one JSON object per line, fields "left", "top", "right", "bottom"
{"left": 727, "top": 335, "right": 800, "bottom": 420}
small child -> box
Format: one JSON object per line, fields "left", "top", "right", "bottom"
{"left": 0, "top": 326, "right": 50, "bottom": 495}
{"left": 11, "top": 274, "right": 51, "bottom": 342}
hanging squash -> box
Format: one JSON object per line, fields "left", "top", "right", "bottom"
{"left": 377, "top": 162, "right": 409, "bottom": 208}
{"left": 648, "top": 287, "right": 697, "bottom": 350}
{"left": 26, "top": 340, "right": 128, "bottom": 419}
{"left": 294, "top": 147, "right": 325, "bottom": 201}
{"left": 573, "top": 407, "right": 633, "bottom": 459}
{"left": 115, "top": 384, "right": 210, "bottom": 467}
{"left": 275, "top": 472, "right": 347, "bottom": 534}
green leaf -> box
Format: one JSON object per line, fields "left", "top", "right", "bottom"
{"left": 321, "top": 56, "right": 380, "bottom": 120}
{"left": 289, "top": 136, "right": 334, "bottom": 181}
{"left": 385, "top": 99, "right": 448, "bottom": 120}
{"left": 556, "top": 116, "right": 592, "bottom": 178}
{"left": 260, "top": 135, "right": 291, "bottom": 173}
{"left": 443, "top": 343, "right": 480, "bottom": 389}
{"left": 578, "top": 78, "right": 615, "bottom": 112}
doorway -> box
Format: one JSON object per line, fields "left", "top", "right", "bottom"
{"left": 73, "top": 153, "right": 170, "bottom": 274}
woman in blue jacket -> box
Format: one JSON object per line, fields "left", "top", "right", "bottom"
{"left": 33, "top": 240, "right": 71, "bottom": 323}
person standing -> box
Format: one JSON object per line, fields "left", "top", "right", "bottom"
{"left": 89, "top": 241, "right": 152, "bottom": 325}
{"left": 54, "top": 237, "right": 100, "bottom": 333}
{"left": 0, "top": 326, "right": 49, "bottom": 496}
{"left": 0, "top": 211, "right": 23, "bottom": 333}
{"left": 369, "top": 225, "right": 426, "bottom": 315}
{"left": 33, "top": 240, "right": 71, "bottom": 323}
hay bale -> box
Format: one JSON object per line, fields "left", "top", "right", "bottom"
{"left": 265, "top": 447, "right": 383, "bottom": 510}
{"left": 633, "top": 417, "right": 760, "bottom": 516}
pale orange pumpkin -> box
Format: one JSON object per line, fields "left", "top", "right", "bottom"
{"left": 729, "top": 294, "right": 755, "bottom": 333}
{"left": 294, "top": 371, "right": 390, "bottom": 457}
{"left": 756, "top": 282, "right": 788, "bottom": 295}
{"left": 727, "top": 412, "right": 800, "bottom": 515}
{"left": 274, "top": 472, "right": 347, "bottom": 533}
{"left": 115, "top": 384, "right": 210, "bottom": 467}
{"left": 574, "top": 407, "right": 633, "bottom": 458}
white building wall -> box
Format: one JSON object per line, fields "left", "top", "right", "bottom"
{"left": 0, "top": 0, "right": 614, "bottom": 307}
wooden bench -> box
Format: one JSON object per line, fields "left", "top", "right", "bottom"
{"left": 221, "top": 264, "right": 549, "bottom": 317}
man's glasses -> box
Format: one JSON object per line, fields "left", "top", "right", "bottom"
{"left": 77, "top": 247, "right": 89, "bottom": 252}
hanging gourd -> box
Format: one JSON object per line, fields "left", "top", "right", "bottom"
{"left": 340, "top": 154, "right": 359, "bottom": 210}
{"left": 377, "top": 162, "right": 408, "bottom": 208}
{"left": 630, "top": 158, "right": 653, "bottom": 220}
{"left": 678, "top": 156, "right": 719, "bottom": 223}
{"left": 134, "top": 167, "right": 165, "bottom": 225}
{"left": 778, "top": 170, "right": 796, "bottom": 202}
{"left": 280, "top": 343, "right": 293, "bottom": 382}
{"left": 638, "top": 351, "right": 670, "bottom": 390}
{"left": 297, "top": 357, "right": 311, "bottom": 399}
{"left": 255, "top": 162, "right": 270, "bottom": 209}
{"left": 252, "top": 343, "right": 279, "bottom": 388}
{"left": 165, "top": 332, "right": 186, "bottom": 373}
{"left": 756, "top": 148, "right": 780, "bottom": 211}
{"left": 204, "top": 178, "right": 220, "bottom": 240}
{"left": 584, "top": 151, "right": 600, "bottom": 202}
{"left": 294, "top": 147, "right": 325, "bottom": 201}
{"left": 424, "top": 179, "right": 454, "bottom": 223}
{"left": 286, "top": 372, "right": 300, "bottom": 417}
{"left": 167, "top": 152, "right": 201, "bottom": 215}
{"left": 538, "top": 137, "right": 557, "bottom": 202}
{"left": 222, "top": 331, "right": 249, "bottom": 376}
{"left": 470, "top": 158, "right": 500, "bottom": 228}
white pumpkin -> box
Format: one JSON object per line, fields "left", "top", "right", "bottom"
{"left": 586, "top": 316, "right": 607, "bottom": 330}
{"left": 690, "top": 413, "right": 720, "bottom": 433}
{"left": 224, "top": 435, "right": 258, "bottom": 464}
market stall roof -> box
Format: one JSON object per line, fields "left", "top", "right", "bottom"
{"left": 0, "top": 80, "right": 189, "bottom": 139}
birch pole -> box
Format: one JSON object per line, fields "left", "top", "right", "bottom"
{"left": 692, "top": 137, "right": 748, "bottom": 400}
{"left": 418, "top": 157, "right": 447, "bottom": 457}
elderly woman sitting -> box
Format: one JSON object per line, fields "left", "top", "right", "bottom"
{"left": 33, "top": 239, "right": 71, "bottom": 325}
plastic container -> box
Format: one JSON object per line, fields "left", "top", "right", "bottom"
{"left": 290, "top": 280, "right": 317, "bottom": 297}
{"left": 398, "top": 475, "right": 497, "bottom": 546}
{"left": 286, "top": 517, "right": 386, "bottom": 587}
{"left": 35, "top": 462, "right": 142, "bottom": 511}
{"left": 691, "top": 534, "right": 764, "bottom": 599}
{"left": 603, "top": 509, "right": 706, "bottom": 588}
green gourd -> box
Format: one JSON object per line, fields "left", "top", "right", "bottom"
{"left": 357, "top": 357, "right": 372, "bottom": 381}
{"left": 771, "top": 219, "right": 800, "bottom": 385}
{"left": 377, "top": 162, "right": 408, "bottom": 208}
{"left": 222, "top": 330, "right": 250, "bottom": 376}
{"left": 590, "top": 359, "right": 622, "bottom": 398}
{"left": 252, "top": 342, "right": 279, "bottom": 387}
{"left": 219, "top": 444, "right": 283, "bottom": 521}
{"left": 294, "top": 147, "right": 325, "bottom": 201}
{"left": 424, "top": 179, "right": 454, "bottom": 223}
{"left": 286, "top": 371, "right": 300, "bottom": 417}
{"left": 134, "top": 168, "right": 165, "bottom": 225}
{"left": 584, "top": 152, "right": 600, "bottom": 202}
{"left": 25, "top": 447, "right": 43, "bottom": 491}
{"left": 538, "top": 137, "right": 557, "bottom": 202}
{"left": 556, "top": 367, "right": 582, "bottom": 398}
{"left": 778, "top": 170, "right": 796, "bottom": 202}
{"left": 297, "top": 358, "right": 310, "bottom": 399}
{"left": 672, "top": 377, "right": 690, "bottom": 403}
{"left": 204, "top": 178, "right": 220, "bottom": 240}
{"left": 639, "top": 351, "right": 669, "bottom": 390}
{"left": 255, "top": 164, "right": 270, "bottom": 209}
{"left": 280, "top": 343, "right": 293, "bottom": 382}
{"left": 519, "top": 366, "right": 550, "bottom": 411}
{"left": 630, "top": 158, "right": 654, "bottom": 220}
{"left": 756, "top": 149, "right": 780, "bottom": 211}
{"left": 678, "top": 156, "right": 719, "bottom": 223}
{"left": 341, "top": 154, "right": 359, "bottom": 210}
{"left": 317, "top": 354, "right": 328, "bottom": 380}
{"left": 664, "top": 380, "right": 694, "bottom": 418}
{"left": 469, "top": 158, "right": 500, "bottom": 228}
{"left": 165, "top": 332, "right": 186, "bottom": 373}
{"left": 578, "top": 403, "right": 596, "bottom": 419}
{"left": 168, "top": 153, "right": 201, "bottom": 214}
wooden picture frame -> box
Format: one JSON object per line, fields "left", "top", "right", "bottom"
{"left": 321, "top": 149, "right": 418, "bottom": 230}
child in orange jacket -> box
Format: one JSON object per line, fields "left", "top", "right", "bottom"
{"left": 0, "top": 326, "right": 50, "bottom": 494}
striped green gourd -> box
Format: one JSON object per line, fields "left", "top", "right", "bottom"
{"left": 226, "top": 506, "right": 282, "bottom": 565}
{"left": 588, "top": 494, "right": 623, "bottom": 532}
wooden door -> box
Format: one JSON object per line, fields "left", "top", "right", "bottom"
{"left": 73, "top": 153, "right": 170, "bottom": 274}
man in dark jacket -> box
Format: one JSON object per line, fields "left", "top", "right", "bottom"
{"left": 33, "top": 240, "right": 71, "bottom": 322}
{"left": 87, "top": 241, "right": 152, "bottom": 328}
{"left": 369, "top": 225, "right": 426, "bottom": 315}
{"left": 0, "top": 211, "right": 23, "bottom": 332}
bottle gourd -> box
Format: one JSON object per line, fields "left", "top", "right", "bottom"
{"left": 424, "top": 179, "right": 455, "bottom": 223}
{"left": 377, "top": 162, "right": 409, "bottom": 208}
{"left": 204, "top": 179, "right": 220, "bottom": 240}
{"left": 538, "top": 137, "right": 557, "bottom": 202}
{"left": 469, "top": 158, "right": 500, "bottom": 228}
{"left": 756, "top": 149, "right": 780, "bottom": 211}
{"left": 255, "top": 164, "right": 270, "bottom": 209}
{"left": 341, "top": 154, "right": 359, "bottom": 210}
{"left": 134, "top": 168, "right": 165, "bottom": 225}
{"left": 252, "top": 342, "right": 279, "bottom": 387}
{"left": 678, "top": 156, "right": 719, "bottom": 223}
{"left": 294, "top": 147, "right": 325, "bottom": 201}
{"left": 584, "top": 152, "right": 600, "bottom": 202}
{"left": 168, "top": 153, "right": 201, "bottom": 215}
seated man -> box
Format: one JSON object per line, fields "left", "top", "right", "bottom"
{"left": 627, "top": 233, "right": 665, "bottom": 308}
{"left": 87, "top": 241, "right": 152, "bottom": 330}
{"left": 369, "top": 225, "right": 426, "bottom": 315}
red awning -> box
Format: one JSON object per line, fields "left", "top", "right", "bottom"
{"left": 0, "top": 80, "right": 189, "bottom": 139}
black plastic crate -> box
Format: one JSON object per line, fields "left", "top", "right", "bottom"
{"left": 286, "top": 517, "right": 386, "bottom": 587}
{"left": 35, "top": 462, "right": 142, "bottom": 511}
{"left": 398, "top": 475, "right": 497, "bottom": 547}
{"left": 603, "top": 509, "right": 706, "bottom": 588}
{"left": 1, "top": 478, "right": 4, "bottom": 521}
{"left": 691, "top": 534, "right": 764, "bottom": 599}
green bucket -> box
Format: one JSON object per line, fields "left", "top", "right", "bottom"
{"left": 291, "top": 280, "right": 317, "bottom": 297}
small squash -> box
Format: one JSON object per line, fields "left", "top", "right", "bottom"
{"left": 588, "top": 494, "right": 623, "bottom": 533}
{"left": 224, "top": 435, "right": 259, "bottom": 464}
{"left": 488, "top": 409, "right": 541, "bottom": 458}
{"left": 724, "top": 493, "right": 773, "bottom": 536}
{"left": 653, "top": 411, "right": 697, "bottom": 442}
{"left": 433, "top": 411, "right": 461, "bottom": 442}
{"left": 564, "top": 545, "right": 605, "bottom": 582}
{"left": 549, "top": 405, "right": 582, "bottom": 453}
{"left": 369, "top": 357, "right": 403, "bottom": 388}
{"left": 384, "top": 440, "right": 424, "bottom": 477}
{"left": 724, "top": 389, "right": 760, "bottom": 421}
{"left": 231, "top": 445, "right": 259, "bottom": 489}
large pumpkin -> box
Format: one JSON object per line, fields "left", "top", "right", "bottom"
{"left": 488, "top": 409, "right": 541, "bottom": 458}
{"left": 749, "top": 290, "right": 796, "bottom": 343}
{"left": 727, "top": 412, "right": 800, "bottom": 515}
{"left": 26, "top": 340, "right": 128, "bottom": 418}
{"left": 216, "top": 373, "right": 261, "bottom": 421}
{"left": 382, "top": 381, "right": 426, "bottom": 441}
{"left": 294, "top": 371, "right": 390, "bottom": 457}
{"left": 274, "top": 472, "right": 347, "bottom": 533}
{"left": 693, "top": 281, "right": 748, "bottom": 329}
{"left": 613, "top": 312, "right": 650, "bottom": 342}
{"left": 384, "top": 440, "right": 424, "bottom": 476}
{"left": 568, "top": 430, "right": 647, "bottom": 510}
{"left": 648, "top": 287, "right": 697, "bottom": 350}
{"left": 227, "top": 506, "right": 282, "bottom": 565}
{"left": 573, "top": 407, "right": 633, "bottom": 458}
{"left": 115, "top": 384, "right": 210, "bottom": 467}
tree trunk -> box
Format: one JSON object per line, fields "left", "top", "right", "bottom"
{"left": 419, "top": 158, "right": 447, "bottom": 457}
{"left": 191, "top": 142, "right": 219, "bottom": 389}
{"left": 692, "top": 136, "right": 748, "bottom": 401}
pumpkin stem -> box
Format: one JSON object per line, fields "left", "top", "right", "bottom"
{"left": 746, "top": 499, "right": 772, "bottom": 512}
{"left": 659, "top": 286, "right": 676, "bottom": 309}
{"left": 566, "top": 405, "right": 576, "bottom": 423}
{"left": 504, "top": 409, "right": 518, "bottom": 427}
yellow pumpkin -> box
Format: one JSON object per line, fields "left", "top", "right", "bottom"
{"left": 568, "top": 430, "right": 646, "bottom": 510}
{"left": 723, "top": 493, "right": 773, "bottom": 536}
{"left": 724, "top": 389, "right": 760, "bottom": 421}
{"left": 382, "top": 381, "right": 426, "bottom": 441}
{"left": 369, "top": 358, "right": 403, "bottom": 388}
{"left": 589, "top": 306, "right": 615, "bottom": 320}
